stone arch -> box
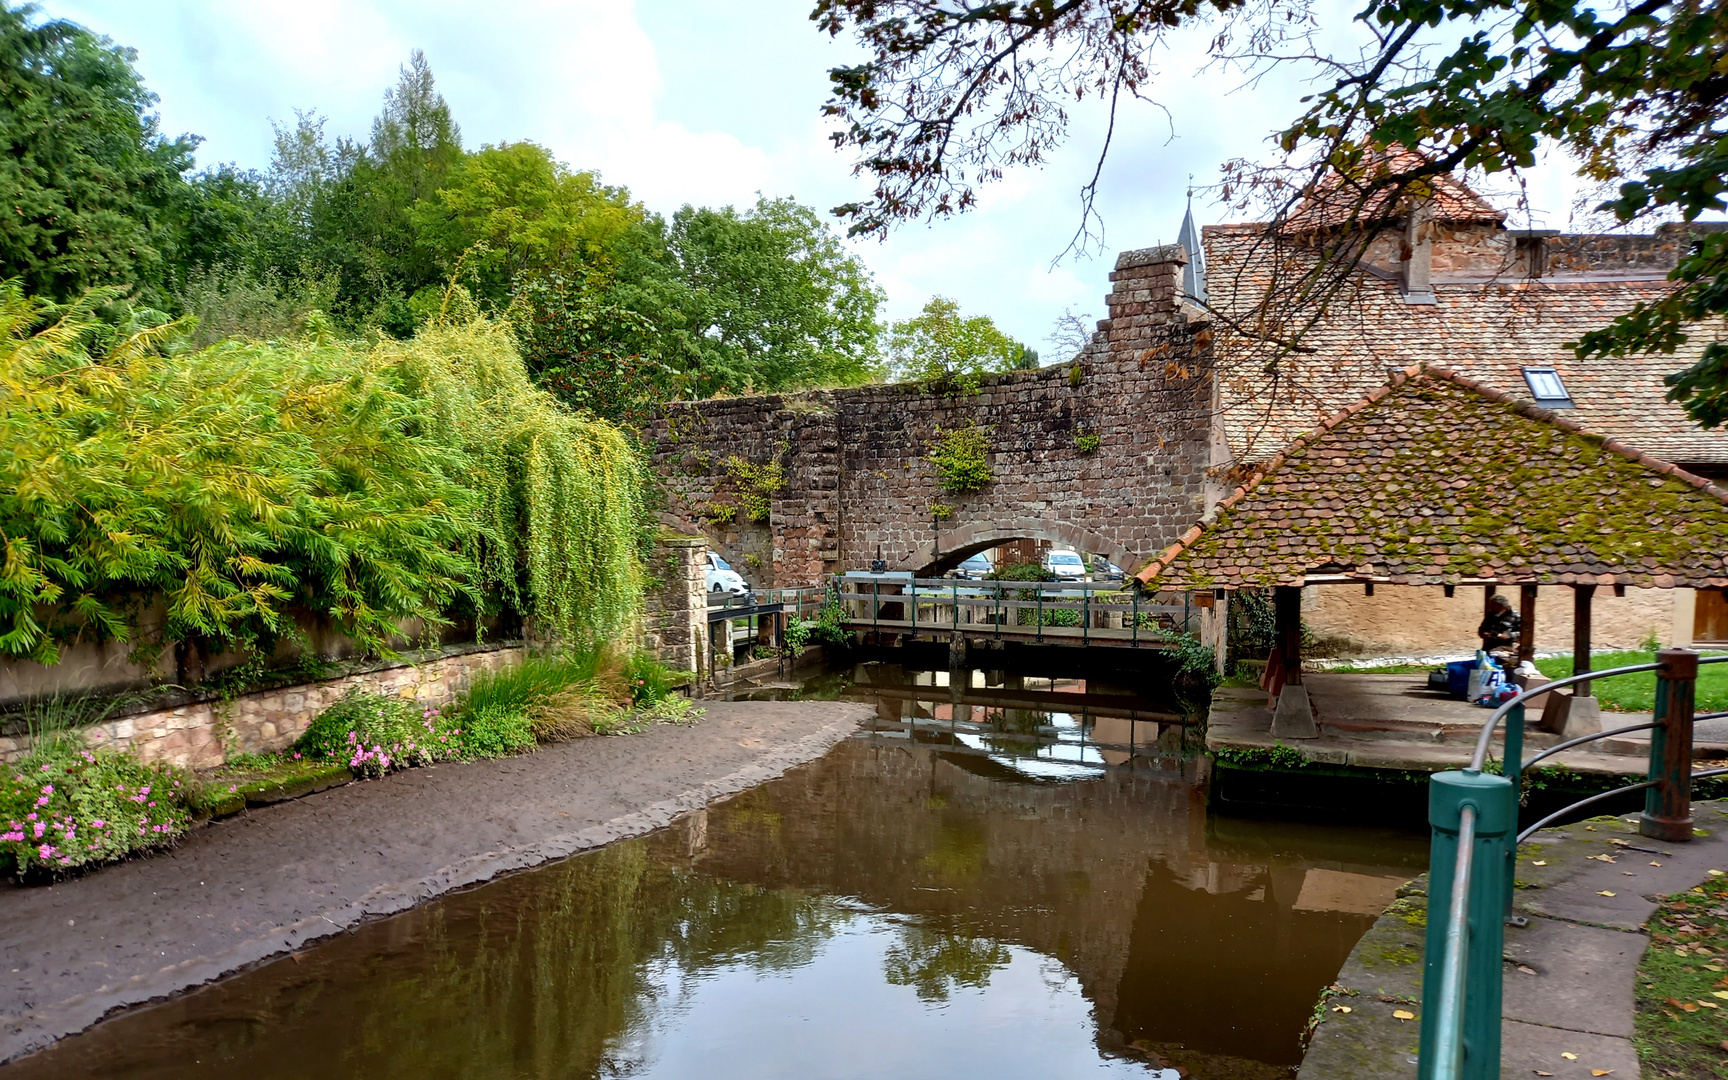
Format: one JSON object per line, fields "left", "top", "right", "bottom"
{"left": 906, "top": 516, "right": 1133, "bottom": 577}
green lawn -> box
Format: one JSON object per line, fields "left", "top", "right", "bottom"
{"left": 1533, "top": 651, "right": 1728, "bottom": 713}
{"left": 1634, "top": 873, "right": 1728, "bottom": 1078}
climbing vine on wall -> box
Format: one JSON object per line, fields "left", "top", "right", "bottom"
{"left": 927, "top": 424, "right": 993, "bottom": 494}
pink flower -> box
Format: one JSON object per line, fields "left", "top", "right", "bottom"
{"left": 32, "top": 822, "right": 45, "bottom": 839}
{"left": 91, "top": 819, "right": 106, "bottom": 828}
{"left": 39, "top": 764, "right": 50, "bottom": 772}
{"left": 40, "top": 784, "right": 53, "bottom": 794}
{"left": 37, "top": 843, "right": 53, "bottom": 858}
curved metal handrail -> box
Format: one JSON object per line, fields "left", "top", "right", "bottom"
{"left": 1519, "top": 722, "right": 1655, "bottom": 770}
{"left": 1468, "top": 654, "right": 1728, "bottom": 772}
{"left": 1514, "top": 766, "right": 1728, "bottom": 844}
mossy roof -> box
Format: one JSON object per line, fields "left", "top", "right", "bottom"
{"left": 1136, "top": 365, "right": 1728, "bottom": 590}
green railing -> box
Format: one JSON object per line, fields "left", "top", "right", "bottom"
{"left": 1419, "top": 649, "right": 1728, "bottom": 1079}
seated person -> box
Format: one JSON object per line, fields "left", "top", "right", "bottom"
{"left": 1477, "top": 594, "right": 1521, "bottom": 664}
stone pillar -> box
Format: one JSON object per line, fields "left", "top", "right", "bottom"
{"left": 641, "top": 534, "right": 708, "bottom": 678}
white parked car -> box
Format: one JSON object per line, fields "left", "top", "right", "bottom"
{"left": 705, "top": 552, "right": 749, "bottom": 597}
{"left": 1042, "top": 548, "right": 1088, "bottom": 581}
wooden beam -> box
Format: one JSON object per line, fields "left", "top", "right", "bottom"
{"left": 1276, "top": 585, "right": 1303, "bottom": 687}
{"left": 1519, "top": 583, "right": 1539, "bottom": 665}
{"left": 1573, "top": 584, "right": 1596, "bottom": 698}
{"left": 1484, "top": 583, "right": 1499, "bottom": 622}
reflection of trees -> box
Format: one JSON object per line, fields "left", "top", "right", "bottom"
{"left": 882, "top": 925, "right": 1011, "bottom": 1002}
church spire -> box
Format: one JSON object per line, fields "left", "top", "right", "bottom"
{"left": 1177, "top": 181, "right": 1207, "bottom": 305}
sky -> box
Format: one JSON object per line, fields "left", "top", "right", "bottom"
{"left": 48, "top": 0, "right": 1609, "bottom": 352}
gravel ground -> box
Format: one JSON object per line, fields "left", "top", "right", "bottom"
{"left": 0, "top": 699, "right": 871, "bottom": 1065}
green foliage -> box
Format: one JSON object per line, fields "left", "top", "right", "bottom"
{"left": 1074, "top": 429, "right": 1101, "bottom": 454}
{"left": 1160, "top": 629, "right": 1222, "bottom": 687}
{"left": 0, "top": 287, "right": 649, "bottom": 668}
{"left": 1212, "top": 741, "right": 1311, "bottom": 771}
{"left": 783, "top": 588, "right": 854, "bottom": 656}
{"left": 985, "top": 561, "right": 1051, "bottom": 582}
{"left": 1, "top": 739, "right": 192, "bottom": 876}
{"left": 887, "top": 296, "right": 1027, "bottom": 392}
{"left": 513, "top": 269, "right": 676, "bottom": 427}
{"left": 668, "top": 196, "right": 885, "bottom": 395}
{"left": 293, "top": 689, "right": 460, "bottom": 776}
{"left": 724, "top": 455, "right": 786, "bottom": 523}
{"left": 929, "top": 502, "right": 955, "bottom": 521}
{"left": 0, "top": 5, "right": 197, "bottom": 306}
{"left": 458, "top": 704, "right": 537, "bottom": 758}
{"left": 926, "top": 424, "right": 994, "bottom": 494}
{"left": 624, "top": 649, "right": 688, "bottom": 707}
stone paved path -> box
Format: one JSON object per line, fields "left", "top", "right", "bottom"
{"left": 1298, "top": 799, "right": 1728, "bottom": 1078}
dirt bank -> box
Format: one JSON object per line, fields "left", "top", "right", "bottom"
{"left": 0, "top": 699, "right": 871, "bottom": 1065}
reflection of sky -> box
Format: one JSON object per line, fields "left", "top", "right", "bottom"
{"left": 609, "top": 916, "right": 1174, "bottom": 1080}
{"left": 955, "top": 710, "right": 1109, "bottom": 781}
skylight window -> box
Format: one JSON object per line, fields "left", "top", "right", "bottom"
{"left": 1522, "top": 366, "right": 1574, "bottom": 409}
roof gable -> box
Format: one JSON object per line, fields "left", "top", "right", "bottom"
{"left": 1137, "top": 366, "right": 1728, "bottom": 590}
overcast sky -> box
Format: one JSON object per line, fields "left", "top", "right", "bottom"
{"left": 51, "top": 0, "right": 1604, "bottom": 351}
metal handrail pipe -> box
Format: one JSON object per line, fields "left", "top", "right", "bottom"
{"left": 1515, "top": 780, "right": 1659, "bottom": 844}
{"left": 1518, "top": 722, "right": 1656, "bottom": 771}
{"left": 1468, "top": 662, "right": 1662, "bottom": 771}
{"left": 1431, "top": 803, "right": 1479, "bottom": 1080}
{"left": 1470, "top": 654, "right": 1728, "bottom": 772}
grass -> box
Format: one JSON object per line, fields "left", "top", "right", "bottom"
{"left": 453, "top": 646, "right": 697, "bottom": 744}
{"left": 1533, "top": 651, "right": 1728, "bottom": 713}
{"left": 1634, "top": 871, "right": 1728, "bottom": 1077}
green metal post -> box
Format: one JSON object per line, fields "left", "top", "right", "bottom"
{"left": 873, "top": 579, "right": 880, "bottom": 637}
{"left": 1132, "top": 589, "right": 1139, "bottom": 647}
{"left": 994, "top": 580, "right": 1002, "bottom": 639}
{"left": 1502, "top": 701, "right": 1525, "bottom": 917}
{"left": 1643, "top": 648, "right": 1699, "bottom": 843}
{"left": 1036, "top": 585, "right": 1044, "bottom": 644}
{"left": 1418, "top": 770, "right": 1516, "bottom": 1080}
{"left": 952, "top": 579, "right": 960, "bottom": 629}
{"left": 912, "top": 580, "right": 918, "bottom": 632}
{"left": 1083, "top": 588, "right": 1090, "bottom": 645}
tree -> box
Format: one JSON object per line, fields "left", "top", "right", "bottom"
{"left": 813, "top": 0, "right": 1728, "bottom": 424}
{"left": 887, "top": 296, "right": 1027, "bottom": 389}
{"left": 667, "top": 196, "right": 885, "bottom": 395}
{"left": 414, "top": 141, "right": 646, "bottom": 307}
{"left": 0, "top": 3, "right": 198, "bottom": 305}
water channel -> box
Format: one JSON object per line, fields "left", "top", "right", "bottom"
{"left": 6, "top": 661, "right": 1428, "bottom": 1079}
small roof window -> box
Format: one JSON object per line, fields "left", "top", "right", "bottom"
{"left": 1522, "top": 366, "right": 1574, "bottom": 409}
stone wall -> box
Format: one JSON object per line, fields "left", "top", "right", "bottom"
{"left": 0, "top": 645, "right": 524, "bottom": 769}
{"left": 641, "top": 534, "right": 708, "bottom": 678}
{"left": 648, "top": 247, "right": 1214, "bottom": 583}
{"left": 1300, "top": 583, "right": 1683, "bottom": 658}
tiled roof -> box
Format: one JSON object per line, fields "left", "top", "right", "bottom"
{"left": 1283, "top": 147, "right": 1504, "bottom": 232}
{"left": 1202, "top": 225, "right": 1728, "bottom": 466}
{"left": 1135, "top": 366, "right": 1728, "bottom": 591}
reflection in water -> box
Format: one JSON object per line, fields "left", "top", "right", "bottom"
{"left": 5, "top": 664, "right": 1425, "bottom": 1080}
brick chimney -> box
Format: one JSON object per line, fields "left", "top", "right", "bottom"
{"left": 1401, "top": 200, "right": 1436, "bottom": 305}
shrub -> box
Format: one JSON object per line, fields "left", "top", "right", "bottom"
{"left": 458, "top": 704, "right": 537, "bottom": 757}
{"left": 294, "top": 689, "right": 460, "bottom": 777}
{"left": 1, "top": 739, "right": 192, "bottom": 877}
{"left": 624, "top": 649, "right": 688, "bottom": 707}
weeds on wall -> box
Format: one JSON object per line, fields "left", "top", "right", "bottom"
{"left": 927, "top": 424, "right": 993, "bottom": 494}
{"left": 1074, "top": 428, "right": 1101, "bottom": 454}
{"left": 723, "top": 454, "right": 786, "bottom": 523}
{"left": 783, "top": 589, "right": 854, "bottom": 656}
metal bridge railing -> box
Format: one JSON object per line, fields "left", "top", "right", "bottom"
{"left": 1420, "top": 649, "right": 1728, "bottom": 1079}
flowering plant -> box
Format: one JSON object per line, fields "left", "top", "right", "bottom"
{"left": 0, "top": 740, "right": 191, "bottom": 877}
{"left": 294, "top": 689, "right": 461, "bottom": 778}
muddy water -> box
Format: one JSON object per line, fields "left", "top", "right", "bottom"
{"left": 5, "top": 663, "right": 1426, "bottom": 1080}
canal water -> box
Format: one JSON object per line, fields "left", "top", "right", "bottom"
{"left": 6, "top": 662, "right": 1427, "bottom": 1080}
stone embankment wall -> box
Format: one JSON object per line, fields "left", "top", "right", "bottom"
{"left": 0, "top": 644, "right": 524, "bottom": 769}
{"left": 648, "top": 247, "right": 1215, "bottom": 584}
{"left": 0, "top": 537, "right": 712, "bottom": 770}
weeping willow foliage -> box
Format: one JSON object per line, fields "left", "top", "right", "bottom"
{"left": 0, "top": 281, "right": 645, "bottom": 666}
{"left": 380, "top": 306, "right": 646, "bottom": 645}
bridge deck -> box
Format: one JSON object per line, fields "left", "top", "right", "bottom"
{"left": 833, "top": 577, "right": 1191, "bottom": 649}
